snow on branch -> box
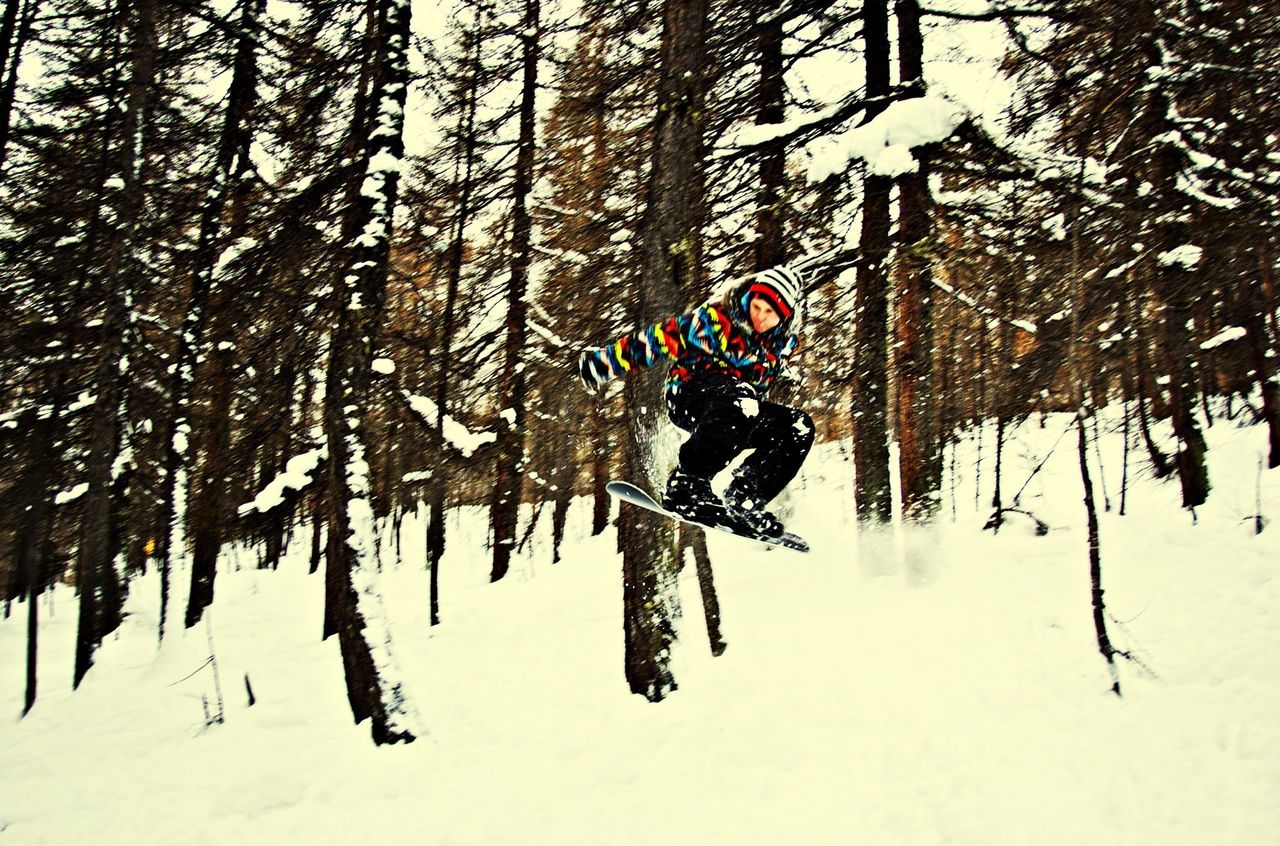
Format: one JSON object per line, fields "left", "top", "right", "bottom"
{"left": 933, "top": 277, "right": 1038, "bottom": 335}
{"left": 526, "top": 299, "right": 580, "bottom": 349}
{"left": 1201, "top": 326, "right": 1247, "bottom": 350}
{"left": 1157, "top": 244, "right": 1203, "bottom": 269}
{"left": 404, "top": 393, "right": 496, "bottom": 457}
{"left": 805, "top": 93, "right": 969, "bottom": 181}
{"left": 715, "top": 82, "right": 926, "bottom": 159}
{"left": 239, "top": 447, "right": 327, "bottom": 516}
{"left": 2, "top": 391, "right": 99, "bottom": 440}
{"left": 919, "top": 3, "right": 1065, "bottom": 21}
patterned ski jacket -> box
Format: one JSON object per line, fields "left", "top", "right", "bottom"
{"left": 582, "top": 282, "right": 800, "bottom": 396}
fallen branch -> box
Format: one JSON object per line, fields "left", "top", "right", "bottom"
{"left": 983, "top": 506, "right": 1049, "bottom": 535}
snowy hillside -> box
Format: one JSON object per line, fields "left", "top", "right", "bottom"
{"left": 2, "top": 409, "right": 1279, "bottom": 845}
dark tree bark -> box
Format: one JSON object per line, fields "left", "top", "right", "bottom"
{"left": 1078, "top": 413, "right": 1121, "bottom": 695}
{"left": 323, "top": 0, "right": 417, "bottom": 745}
{"left": 489, "top": 0, "right": 541, "bottom": 583}
{"left": 74, "top": 0, "right": 158, "bottom": 689}
{"left": 752, "top": 9, "right": 786, "bottom": 270}
{"left": 622, "top": 0, "right": 709, "bottom": 702}
{"left": 591, "top": 414, "right": 610, "bottom": 536}
{"left": 1158, "top": 263, "right": 1211, "bottom": 509}
{"left": 1247, "top": 253, "right": 1280, "bottom": 468}
{"left": 550, "top": 490, "right": 570, "bottom": 564}
{"left": 161, "top": 0, "right": 266, "bottom": 635}
{"left": 681, "top": 525, "right": 726, "bottom": 656}
{"left": 0, "top": 0, "right": 40, "bottom": 168}
{"left": 852, "top": 0, "right": 893, "bottom": 525}
{"left": 894, "top": 0, "right": 941, "bottom": 524}
{"left": 309, "top": 493, "right": 324, "bottom": 574}
{"left": 186, "top": 339, "right": 235, "bottom": 627}
{"left": 14, "top": 397, "right": 59, "bottom": 715}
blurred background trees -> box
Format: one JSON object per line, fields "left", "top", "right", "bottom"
{"left": 1, "top": 0, "right": 1275, "bottom": 728}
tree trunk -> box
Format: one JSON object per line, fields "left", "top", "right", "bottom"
{"left": 1078, "top": 413, "right": 1121, "bottom": 695}
{"left": 622, "top": 0, "right": 708, "bottom": 702}
{"left": 0, "top": 0, "right": 39, "bottom": 168}
{"left": 1248, "top": 254, "right": 1280, "bottom": 468}
{"left": 74, "top": 0, "right": 158, "bottom": 688}
{"left": 323, "top": 0, "right": 418, "bottom": 744}
{"left": 682, "top": 526, "right": 726, "bottom": 656}
{"left": 425, "top": 8, "right": 485, "bottom": 624}
{"left": 1124, "top": 271, "right": 1172, "bottom": 478}
{"left": 1160, "top": 278, "right": 1211, "bottom": 508}
{"left": 1247, "top": 314, "right": 1280, "bottom": 469}
{"left": 550, "top": 491, "right": 570, "bottom": 564}
{"left": 309, "top": 493, "right": 324, "bottom": 574}
{"left": 852, "top": 0, "right": 892, "bottom": 525}
{"left": 489, "top": 0, "right": 541, "bottom": 583}
{"left": 16, "top": 399, "right": 58, "bottom": 715}
{"left": 894, "top": 0, "right": 941, "bottom": 524}
{"left": 186, "top": 342, "right": 235, "bottom": 627}
{"left": 753, "top": 10, "right": 785, "bottom": 270}
{"left": 591, "top": 413, "right": 610, "bottom": 536}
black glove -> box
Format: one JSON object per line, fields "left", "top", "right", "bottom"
{"left": 578, "top": 349, "right": 609, "bottom": 395}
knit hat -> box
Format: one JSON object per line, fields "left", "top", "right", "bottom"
{"left": 746, "top": 265, "right": 803, "bottom": 322}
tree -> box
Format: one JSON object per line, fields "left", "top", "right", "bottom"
{"left": 893, "top": 0, "right": 941, "bottom": 524}
{"left": 621, "top": 0, "right": 709, "bottom": 701}
{"left": 322, "top": 0, "right": 419, "bottom": 744}
{"left": 852, "top": 0, "right": 893, "bottom": 525}
{"left": 159, "top": 0, "right": 268, "bottom": 634}
{"left": 0, "top": 0, "right": 40, "bottom": 168}
{"left": 407, "top": 0, "right": 508, "bottom": 623}
{"left": 488, "top": 0, "right": 542, "bottom": 583}
{"left": 72, "top": 0, "right": 159, "bottom": 688}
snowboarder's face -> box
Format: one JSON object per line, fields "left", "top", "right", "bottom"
{"left": 749, "top": 295, "right": 781, "bottom": 334}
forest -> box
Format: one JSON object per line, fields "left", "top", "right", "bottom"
{"left": 0, "top": 0, "right": 1277, "bottom": 746}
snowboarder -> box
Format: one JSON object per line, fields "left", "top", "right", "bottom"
{"left": 577, "top": 265, "right": 814, "bottom": 536}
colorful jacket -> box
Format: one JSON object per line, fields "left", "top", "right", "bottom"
{"left": 584, "top": 283, "right": 800, "bottom": 394}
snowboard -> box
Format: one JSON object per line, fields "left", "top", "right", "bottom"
{"left": 606, "top": 480, "right": 809, "bottom": 553}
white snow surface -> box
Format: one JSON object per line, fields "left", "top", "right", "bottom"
{"left": 2, "top": 410, "right": 1279, "bottom": 845}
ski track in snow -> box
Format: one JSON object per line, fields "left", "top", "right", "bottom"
{"left": 1, "top": 409, "right": 1279, "bottom": 845}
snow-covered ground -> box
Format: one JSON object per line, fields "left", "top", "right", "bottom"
{"left": 2, "top": 408, "right": 1278, "bottom": 845}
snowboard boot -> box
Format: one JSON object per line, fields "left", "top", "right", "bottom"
{"left": 662, "top": 467, "right": 726, "bottom": 526}
{"left": 723, "top": 481, "right": 783, "bottom": 537}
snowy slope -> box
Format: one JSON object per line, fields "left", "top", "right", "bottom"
{"left": 2, "top": 409, "right": 1278, "bottom": 845}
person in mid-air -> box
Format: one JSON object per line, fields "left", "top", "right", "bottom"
{"left": 577, "top": 265, "right": 814, "bottom": 536}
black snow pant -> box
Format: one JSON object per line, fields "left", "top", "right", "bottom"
{"left": 666, "top": 372, "right": 815, "bottom": 506}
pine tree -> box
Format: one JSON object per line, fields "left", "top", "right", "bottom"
{"left": 893, "top": 0, "right": 942, "bottom": 523}
{"left": 622, "top": 0, "right": 710, "bottom": 701}
{"left": 159, "top": 0, "right": 268, "bottom": 635}
{"left": 488, "top": 0, "right": 542, "bottom": 583}
{"left": 69, "top": 0, "right": 160, "bottom": 688}
{"left": 322, "top": 0, "right": 419, "bottom": 745}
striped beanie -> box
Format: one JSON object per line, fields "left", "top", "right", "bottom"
{"left": 746, "top": 265, "right": 803, "bottom": 322}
